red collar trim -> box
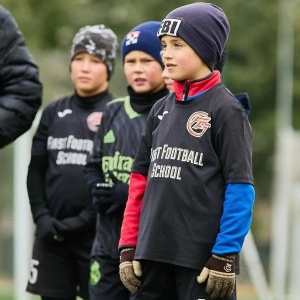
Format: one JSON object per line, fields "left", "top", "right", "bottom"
{"left": 174, "top": 71, "right": 221, "bottom": 101}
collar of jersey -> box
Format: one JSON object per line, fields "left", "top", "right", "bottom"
{"left": 74, "top": 90, "right": 109, "bottom": 107}
{"left": 174, "top": 71, "right": 221, "bottom": 101}
{"left": 124, "top": 96, "right": 144, "bottom": 119}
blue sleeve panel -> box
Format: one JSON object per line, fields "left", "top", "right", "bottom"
{"left": 212, "top": 183, "right": 255, "bottom": 255}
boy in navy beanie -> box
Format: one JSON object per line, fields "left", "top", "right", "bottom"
{"left": 84, "top": 21, "right": 168, "bottom": 300}
{"left": 157, "top": 2, "right": 230, "bottom": 70}
{"left": 119, "top": 3, "right": 255, "bottom": 300}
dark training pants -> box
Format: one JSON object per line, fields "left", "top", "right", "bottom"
{"left": 89, "top": 255, "right": 130, "bottom": 300}
{"left": 26, "top": 232, "right": 94, "bottom": 299}
{"left": 130, "top": 260, "right": 237, "bottom": 300}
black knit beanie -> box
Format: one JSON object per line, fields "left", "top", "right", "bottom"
{"left": 157, "top": 2, "right": 230, "bottom": 70}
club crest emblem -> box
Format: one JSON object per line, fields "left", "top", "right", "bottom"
{"left": 224, "top": 262, "right": 233, "bottom": 273}
{"left": 186, "top": 111, "right": 211, "bottom": 137}
{"left": 87, "top": 112, "right": 103, "bottom": 132}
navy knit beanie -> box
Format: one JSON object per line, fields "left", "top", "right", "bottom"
{"left": 157, "top": 2, "right": 230, "bottom": 70}
{"left": 121, "top": 21, "right": 164, "bottom": 68}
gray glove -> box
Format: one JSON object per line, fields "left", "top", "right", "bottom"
{"left": 119, "top": 248, "right": 142, "bottom": 294}
{"left": 197, "top": 254, "right": 236, "bottom": 299}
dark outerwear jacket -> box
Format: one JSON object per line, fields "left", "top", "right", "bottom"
{"left": 0, "top": 5, "right": 42, "bottom": 148}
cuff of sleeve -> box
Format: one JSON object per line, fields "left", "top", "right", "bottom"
{"left": 33, "top": 208, "right": 50, "bottom": 223}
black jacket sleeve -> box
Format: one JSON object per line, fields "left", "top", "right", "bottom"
{"left": 27, "top": 155, "right": 49, "bottom": 222}
{"left": 0, "top": 6, "right": 42, "bottom": 148}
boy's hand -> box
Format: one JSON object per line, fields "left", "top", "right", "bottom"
{"left": 55, "top": 216, "right": 86, "bottom": 234}
{"left": 92, "top": 173, "right": 128, "bottom": 215}
{"left": 106, "top": 171, "right": 128, "bottom": 215}
{"left": 119, "top": 248, "right": 142, "bottom": 294}
{"left": 91, "top": 182, "right": 113, "bottom": 214}
{"left": 36, "top": 214, "right": 64, "bottom": 243}
{"left": 197, "top": 254, "right": 236, "bottom": 299}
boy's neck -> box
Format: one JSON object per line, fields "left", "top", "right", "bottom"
{"left": 128, "top": 86, "right": 169, "bottom": 114}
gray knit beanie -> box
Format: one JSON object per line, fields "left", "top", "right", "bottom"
{"left": 70, "top": 25, "right": 118, "bottom": 78}
{"left": 157, "top": 2, "right": 230, "bottom": 70}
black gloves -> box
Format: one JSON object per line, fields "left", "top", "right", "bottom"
{"left": 197, "top": 254, "right": 236, "bottom": 299}
{"left": 92, "top": 173, "right": 128, "bottom": 215}
{"left": 55, "top": 207, "right": 96, "bottom": 235}
{"left": 55, "top": 216, "right": 87, "bottom": 235}
{"left": 91, "top": 182, "right": 113, "bottom": 214}
{"left": 35, "top": 214, "right": 64, "bottom": 243}
{"left": 119, "top": 248, "right": 142, "bottom": 294}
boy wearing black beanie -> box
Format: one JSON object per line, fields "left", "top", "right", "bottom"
{"left": 119, "top": 3, "right": 255, "bottom": 300}
{"left": 84, "top": 21, "right": 168, "bottom": 299}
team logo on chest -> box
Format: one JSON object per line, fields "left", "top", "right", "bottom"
{"left": 186, "top": 111, "right": 211, "bottom": 137}
{"left": 87, "top": 112, "right": 103, "bottom": 132}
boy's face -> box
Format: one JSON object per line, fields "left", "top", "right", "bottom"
{"left": 124, "top": 50, "right": 165, "bottom": 94}
{"left": 162, "top": 67, "right": 174, "bottom": 93}
{"left": 161, "top": 35, "right": 211, "bottom": 81}
{"left": 70, "top": 52, "right": 109, "bottom": 97}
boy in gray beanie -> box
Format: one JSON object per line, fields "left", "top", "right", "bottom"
{"left": 26, "top": 24, "right": 118, "bottom": 300}
{"left": 119, "top": 3, "right": 255, "bottom": 300}
{"left": 70, "top": 24, "right": 118, "bottom": 79}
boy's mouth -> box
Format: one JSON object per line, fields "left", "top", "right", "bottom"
{"left": 166, "top": 63, "right": 176, "bottom": 68}
{"left": 134, "top": 78, "right": 146, "bottom": 83}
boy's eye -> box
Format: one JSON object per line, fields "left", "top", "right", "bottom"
{"left": 174, "top": 42, "right": 182, "bottom": 47}
{"left": 141, "top": 59, "right": 153, "bottom": 63}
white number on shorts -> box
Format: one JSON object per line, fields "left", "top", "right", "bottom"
{"left": 29, "top": 259, "right": 39, "bottom": 284}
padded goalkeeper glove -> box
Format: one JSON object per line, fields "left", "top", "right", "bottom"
{"left": 197, "top": 254, "right": 236, "bottom": 299}
{"left": 119, "top": 248, "right": 142, "bottom": 294}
